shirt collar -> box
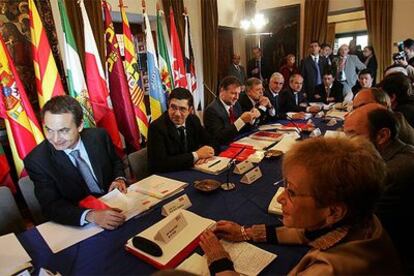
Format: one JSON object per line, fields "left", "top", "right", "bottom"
{"left": 64, "top": 137, "right": 82, "bottom": 155}
{"left": 219, "top": 98, "right": 232, "bottom": 112}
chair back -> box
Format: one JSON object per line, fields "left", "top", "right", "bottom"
{"left": 18, "top": 177, "right": 45, "bottom": 225}
{"left": 128, "top": 148, "right": 149, "bottom": 181}
{"left": 0, "top": 186, "right": 25, "bottom": 235}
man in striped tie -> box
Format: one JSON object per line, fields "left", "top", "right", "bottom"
{"left": 24, "top": 96, "right": 126, "bottom": 229}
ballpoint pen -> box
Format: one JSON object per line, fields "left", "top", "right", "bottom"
{"left": 208, "top": 160, "right": 221, "bottom": 168}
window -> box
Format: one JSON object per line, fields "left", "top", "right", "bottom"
{"left": 334, "top": 32, "right": 368, "bottom": 54}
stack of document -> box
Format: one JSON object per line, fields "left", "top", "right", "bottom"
{"left": 270, "top": 133, "right": 300, "bottom": 153}
{"left": 0, "top": 233, "right": 32, "bottom": 275}
{"left": 193, "top": 156, "right": 231, "bottom": 175}
{"left": 130, "top": 175, "right": 188, "bottom": 199}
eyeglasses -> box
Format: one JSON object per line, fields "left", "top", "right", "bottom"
{"left": 275, "top": 178, "right": 314, "bottom": 202}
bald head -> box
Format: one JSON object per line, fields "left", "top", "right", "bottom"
{"left": 344, "top": 103, "right": 386, "bottom": 139}
{"left": 353, "top": 88, "right": 391, "bottom": 110}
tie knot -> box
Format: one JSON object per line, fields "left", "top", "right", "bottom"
{"left": 70, "top": 149, "right": 80, "bottom": 159}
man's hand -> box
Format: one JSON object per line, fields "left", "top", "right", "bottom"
{"left": 291, "top": 112, "right": 306, "bottom": 120}
{"left": 259, "top": 96, "right": 271, "bottom": 108}
{"left": 326, "top": 97, "right": 335, "bottom": 103}
{"left": 86, "top": 209, "right": 125, "bottom": 230}
{"left": 108, "top": 179, "right": 127, "bottom": 193}
{"left": 314, "top": 94, "right": 321, "bottom": 99}
{"left": 308, "top": 105, "right": 321, "bottom": 113}
{"left": 195, "top": 158, "right": 213, "bottom": 165}
{"left": 196, "top": 146, "right": 214, "bottom": 159}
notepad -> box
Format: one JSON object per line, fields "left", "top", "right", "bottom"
{"left": 193, "top": 156, "right": 231, "bottom": 175}
{"left": 0, "top": 233, "right": 32, "bottom": 276}
{"left": 130, "top": 175, "right": 188, "bottom": 199}
{"left": 270, "top": 133, "right": 300, "bottom": 153}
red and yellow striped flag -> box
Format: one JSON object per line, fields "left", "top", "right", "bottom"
{"left": 120, "top": 0, "right": 149, "bottom": 139}
{"left": 0, "top": 34, "right": 44, "bottom": 178}
{"left": 29, "top": 0, "right": 65, "bottom": 108}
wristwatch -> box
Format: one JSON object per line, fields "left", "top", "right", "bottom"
{"left": 115, "top": 176, "right": 127, "bottom": 183}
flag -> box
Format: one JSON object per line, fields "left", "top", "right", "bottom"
{"left": 28, "top": 0, "right": 65, "bottom": 108}
{"left": 184, "top": 13, "right": 198, "bottom": 104}
{"left": 169, "top": 8, "right": 187, "bottom": 88}
{"left": 143, "top": 11, "right": 167, "bottom": 120}
{"left": 156, "top": 9, "right": 173, "bottom": 95}
{"left": 0, "top": 34, "right": 44, "bottom": 179}
{"left": 57, "top": 0, "right": 95, "bottom": 128}
{"left": 0, "top": 143, "right": 16, "bottom": 193}
{"left": 120, "top": 0, "right": 149, "bottom": 139}
{"left": 103, "top": 1, "right": 141, "bottom": 151}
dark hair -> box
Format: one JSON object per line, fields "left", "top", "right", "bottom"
{"left": 358, "top": 68, "right": 373, "bottom": 78}
{"left": 367, "top": 108, "right": 399, "bottom": 141}
{"left": 245, "top": 77, "right": 262, "bottom": 92}
{"left": 322, "top": 69, "right": 334, "bottom": 76}
{"left": 320, "top": 43, "right": 331, "bottom": 49}
{"left": 310, "top": 40, "right": 320, "bottom": 46}
{"left": 378, "top": 72, "right": 412, "bottom": 105}
{"left": 219, "top": 76, "right": 242, "bottom": 91}
{"left": 364, "top": 45, "right": 375, "bottom": 56}
{"left": 42, "top": 95, "right": 83, "bottom": 127}
{"left": 403, "top": 38, "right": 414, "bottom": 49}
{"left": 168, "top": 87, "right": 193, "bottom": 107}
{"left": 252, "top": 47, "right": 262, "bottom": 52}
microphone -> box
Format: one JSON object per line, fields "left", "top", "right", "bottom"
{"left": 221, "top": 146, "right": 246, "bottom": 191}
{"left": 203, "top": 83, "right": 217, "bottom": 99}
{"left": 285, "top": 114, "right": 304, "bottom": 140}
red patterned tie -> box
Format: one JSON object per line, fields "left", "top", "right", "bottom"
{"left": 229, "top": 106, "right": 236, "bottom": 124}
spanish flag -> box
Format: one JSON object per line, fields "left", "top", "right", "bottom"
{"left": 120, "top": 0, "right": 149, "bottom": 139}
{"left": 0, "top": 34, "right": 44, "bottom": 178}
{"left": 29, "top": 0, "right": 65, "bottom": 108}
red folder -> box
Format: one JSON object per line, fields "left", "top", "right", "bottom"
{"left": 125, "top": 235, "right": 201, "bottom": 269}
{"left": 79, "top": 195, "right": 110, "bottom": 210}
{"left": 219, "top": 145, "right": 256, "bottom": 161}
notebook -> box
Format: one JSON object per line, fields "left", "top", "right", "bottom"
{"left": 193, "top": 156, "right": 231, "bottom": 175}
{"left": 130, "top": 175, "right": 188, "bottom": 199}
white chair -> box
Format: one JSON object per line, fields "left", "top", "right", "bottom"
{"left": 128, "top": 148, "right": 149, "bottom": 181}
{"left": 18, "top": 177, "right": 45, "bottom": 225}
{"left": 0, "top": 186, "right": 25, "bottom": 235}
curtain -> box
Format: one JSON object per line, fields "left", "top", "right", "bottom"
{"left": 302, "top": 0, "right": 329, "bottom": 57}
{"left": 201, "top": 0, "right": 218, "bottom": 106}
{"left": 162, "top": 0, "right": 185, "bottom": 56}
{"left": 64, "top": 0, "right": 105, "bottom": 69}
{"left": 326, "top": 23, "right": 336, "bottom": 47}
{"left": 364, "top": 0, "right": 393, "bottom": 81}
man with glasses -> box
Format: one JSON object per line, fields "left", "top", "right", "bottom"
{"left": 147, "top": 88, "right": 215, "bottom": 173}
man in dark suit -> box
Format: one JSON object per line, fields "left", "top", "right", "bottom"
{"left": 247, "top": 47, "right": 270, "bottom": 83}
{"left": 264, "top": 72, "right": 285, "bottom": 119}
{"left": 227, "top": 54, "right": 246, "bottom": 86}
{"left": 313, "top": 70, "right": 344, "bottom": 103}
{"left": 301, "top": 41, "right": 329, "bottom": 99}
{"left": 147, "top": 88, "right": 215, "bottom": 173}
{"left": 24, "top": 96, "right": 126, "bottom": 229}
{"left": 238, "top": 77, "right": 275, "bottom": 124}
{"left": 204, "top": 76, "right": 260, "bottom": 146}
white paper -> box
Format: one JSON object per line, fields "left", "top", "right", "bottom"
{"left": 326, "top": 110, "right": 347, "bottom": 120}
{"left": 36, "top": 222, "right": 103, "bottom": 253}
{"left": 270, "top": 133, "right": 300, "bottom": 153}
{"left": 0, "top": 233, "right": 32, "bottom": 276}
{"left": 193, "top": 156, "right": 231, "bottom": 175}
{"left": 324, "top": 130, "right": 346, "bottom": 138}
{"left": 235, "top": 136, "right": 275, "bottom": 150}
{"left": 287, "top": 112, "right": 312, "bottom": 120}
{"left": 221, "top": 240, "right": 277, "bottom": 276}
{"left": 130, "top": 175, "right": 188, "bottom": 199}
{"left": 177, "top": 253, "right": 210, "bottom": 276}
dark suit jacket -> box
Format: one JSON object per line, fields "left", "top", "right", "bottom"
{"left": 203, "top": 98, "right": 244, "bottom": 146}
{"left": 279, "top": 87, "right": 307, "bottom": 113}
{"left": 238, "top": 92, "right": 270, "bottom": 124}
{"left": 264, "top": 89, "right": 286, "bottom": 119}
{"left": 395, "top": 98, "right": 414, "bottom": 128}
{"left": 24, "top": 128, "right": 124, "bottom": 226}
{"left": 300, "top": 55, "right": 329, "bottom": 97}
{"left": 227, "top": 64, "right": 246, "bottom": 84}
{"left": 313, "top": 81, "right": 344, "bottom": 103}
{"left": 247, "top": 57, "right": 271, "bottom": 81}
{"left": 147, "top": 112, "right": 212, "bottom": 173}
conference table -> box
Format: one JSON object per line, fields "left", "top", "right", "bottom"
{"left": 17, "top": 118, "right": 342, "bottom": 275}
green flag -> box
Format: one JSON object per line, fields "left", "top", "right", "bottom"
{"left": 58, "top": 0, "right": 95, "bottom": 127}
{"left": 156, "top": 10, "right": 174, "bottom": 94}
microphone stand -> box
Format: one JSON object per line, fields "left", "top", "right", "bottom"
{"left": 221, "top": 146, "right": 246, "bottom": 191}
{"left": 285, "top": 114, "right": 304, "bottom": 140}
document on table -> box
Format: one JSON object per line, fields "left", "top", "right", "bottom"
{"left": 177, "top": 241, "right": 277, "bottom": 276}
{"left": 193, "top": 156, "right": 231, "bottom": 175}
{"left": 0, "top": 233, "right": 32, "bottom": 276}
{"left": 324, "top": 130, "right": 346, "bottom": 138}
{"left": 130, "top": 175, "right": 188, "bottom": 199}
{"left": 235, "top": 136, "right": 276, "bottom": 150}
{"left": 36, "top": 221, "right": 103, "bottom": 253}
{"left": 270, "top": 133, "right": 300, "bottom": 153}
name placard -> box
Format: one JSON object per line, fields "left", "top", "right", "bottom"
{"left": 154, "top": 212, "right": 188, "bottom": 244}
{"left": 240, "top": 167, "right": 262, "bottom": 185}
{"left": 161, "top": 194, "right": 192, "bottom": 216}
{"left": 233, "top": 160, "right": 254, "bottom": 175}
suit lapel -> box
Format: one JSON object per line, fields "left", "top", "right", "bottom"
{"left": 164, "top": 113, "right": 181, "bottom": 146}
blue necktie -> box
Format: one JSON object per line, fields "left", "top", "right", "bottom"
{"left": 70, "top": 150, "right": 103, "bottom": 194}
{"left": 314, "top": 57, "right": 322, "bottom": 85}
{"left": 295, "top": 93, "right": 299, "bottom": 106}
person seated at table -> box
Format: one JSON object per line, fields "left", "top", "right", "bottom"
{"left": 312, "top": 70, "right": 344, "bottom": 103}
{"left": 24, "top": 96, "right": 127, "bottom": 229}
{"left": 204, "top": 76, "right": 260, "bottom": 146}
{"left": 344, "top": 103, "right": 414, "bottom": 273}
{"left": 352, "top": 69, "right": 374, "bottom": 96}
{"left": 264, "top": 72, "right": 285, "bottom": 119}
{"left": 238, "top": 77, "right": 275, "bottom": 124}
{"left": 353, "top": 88, "right": 414, "bottom": 145}
{"left": 279, "top": 74, "right": 320, "bottom": 116}
{"left": 199, "top": 136, "right": 402, "bottom": 275}
{"left": 147, "top": 88, "right": 215, "bottom": 173}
